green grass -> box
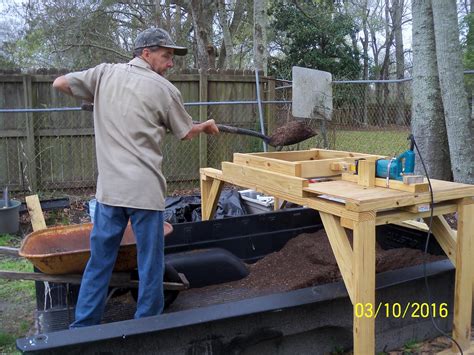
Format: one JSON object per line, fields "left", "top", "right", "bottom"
{"left": 0, "top": 257, "right": 35, "bottom": 354}
{"left": 0, "top": 234, "right": 17, "bottom": 247}
{"left": 276, "top": 129, "right": 411, "bottom": 156}
{"left": 334, "top": 130, "right": 411, "bottom": 156}
{"left": 0, "top": 332, "right": 19, "bottom": 354}
{"left": 0, "top": 258, "right": 35, "bottom": 298}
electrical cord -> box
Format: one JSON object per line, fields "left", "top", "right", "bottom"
{"left": 411, "top": 135, "right": 464, "bottom": 354}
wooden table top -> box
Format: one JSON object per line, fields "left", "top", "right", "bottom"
{"left": 304, "top": 179, "right": 474, "bottom": 212}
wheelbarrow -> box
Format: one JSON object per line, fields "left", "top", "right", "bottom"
{"left": 0, "top": 222, "right": 188, "bottom": 308}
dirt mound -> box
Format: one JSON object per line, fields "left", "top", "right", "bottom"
{"left": 232, "top": 229, "right": 445, "bottom": 293}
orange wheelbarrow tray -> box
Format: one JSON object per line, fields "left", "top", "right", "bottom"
{"left": 18, "top": 222, "right": 174, "bottom": 275}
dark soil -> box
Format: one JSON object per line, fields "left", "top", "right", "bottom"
{"left": 171, "top": 228, "right": 447, "bottom": 311}
{"left": 233, "top": 229, "right": 442, "bottom": 292}
{"left": 268, "top": 120, "right": 317, "bottom": 146}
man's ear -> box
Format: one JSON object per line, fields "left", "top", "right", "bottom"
{"left": 141, "top": 48, "right": 150, "bottom": 58}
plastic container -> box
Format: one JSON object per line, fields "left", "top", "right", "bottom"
{"left": 88, "top": 198, "right": 97, "bottom": 223}
{"left": 238, "top": 189, "right": 273, "bottom": 214}
{"left": 0, "top": 199, "right": 21, "bottom": 234}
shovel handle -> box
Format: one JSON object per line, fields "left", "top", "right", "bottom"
{"left": 81, "top": 104, "right": 270, "bottom": 143}
{"left": 192, "top": 121, "right": 268, "bottom": 142}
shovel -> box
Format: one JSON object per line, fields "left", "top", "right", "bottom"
{"left": 199, "top": 120, "right": 316, "bottom": 147}
{"left": 81, "top": 103, "right": 317, "bottom": 147}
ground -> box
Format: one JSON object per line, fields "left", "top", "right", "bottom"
{"left": 0, "top": 199, "right": 465, "bottom": 354}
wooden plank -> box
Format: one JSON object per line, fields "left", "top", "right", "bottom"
{"left": 200, "top": 167, "right": 223, "bottom": 180}
{"left": 300, "top": 158, "right": 348, "bottom": 178}
{"left": 200, "top": 174, "right": 224, "bottom": 221}
{"left": 394, "top": 220, "right": 429, "bottom": 232}
{"left": 305, "top": 179, "right": 474, "bottom": 212}
{"left": 342, "top": 173, "right": 429, "bottom": 193}
{"left": 316, "top": 149, "right": 384, "bottom": 160}
{"left": 423, "top": 216, "right": 457, "bottom": 265}
{"left": 25, "top": 195, "right": 47, "bottom": 231}
{"left": 233, "top": 153, "right": 302, "bottom": 176}
{"left": 206, "top": 179, "right": 224, "bottom": 220}
{"left": 273, "top": 197, "right": 281, "bottom": 211}
{"left": 200, "top": 174, "right": 213, "bottom": 221}
{"left": 222, "top": 162, "right": 308, "bottom": 197}
{"left": 201, "top": 168, "right": 365, "bottom": 220}
{"left": 37, "top": 128, "right": 94, "bottom": 137}
{"left": 376, "top": 202, "right": 458, "bottom": 225}
{"left": 265, "top": 79, "right": 276, "bottom": 152}
{"left": 0, "top": 129, "right": 25, "bottom": 138}
{"left": 0, "top": 246, "right": 20, "bottom": 257}
{"left": 452, "top": 198, "right": 474, "bottom": 351}
{"left": 244, "top": 150, "right": 320, "bottom": 161}
{"left": 319, "top": 212, "right": 354, "bottom": 303}
{"left": 0, "top": 270, "right": 187, "bottom": 290}
{"left": 353, "top": 215, "right": 376, "bottom": 355}
{"left": 23, "top": 75, "right": 37, "bottom": 191}
{"left": 401, "top": 203, "right": 430, "bottom": 213}
{"left": 357, "top": 160, "right": 376, "bottom": 187}
{"left": 234, "top": 153, "right": 354, "bottom": 178}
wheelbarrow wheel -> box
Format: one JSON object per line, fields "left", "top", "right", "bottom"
{"left": 130, "top": 263, "right": 181, "bottom": 309}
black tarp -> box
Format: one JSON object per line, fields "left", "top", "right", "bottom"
{"left": 164, "top": 189, "right": 248, "bottom": 223}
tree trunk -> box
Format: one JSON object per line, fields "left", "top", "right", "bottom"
{"left": 172, "top": 5, "right": 186, "bottom": 71}
{"left": 155, "top": 0, "right": 162, "bottom": 27}
{"left": 217, "top": 0, "right": 233, "bottom": 69}
{"left": 432, "top": 0, "right": 474, "bottom": 183}
{"left": 253, "top": 0, "right": 268, "bottom": 75}
{"left": 190, "top": 0, "right": 215, "bottom": 70}
{"left": 361, "top": 2, "right": 369, "bottom": 126}
{"left": 411, "top": 0, "right": 451, "bottom": 180}
{"left": 392, "top": 0, "right": 405, "bottom": 125}
{"left": 380, "top": 0, "right": 392, "bottom": 125}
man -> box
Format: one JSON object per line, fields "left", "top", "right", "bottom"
{"left": 53, "top": 27, "right": 219, "bottom": 327}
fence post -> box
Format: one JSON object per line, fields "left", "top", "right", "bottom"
{"left": 199, "top": 71, "right": 208, "bottom": 168}
{"left": 23, "top": 75, "right": 37, "bottom": 192}
{"left": 265, "top": 78, "right": 276, "bottom": 152}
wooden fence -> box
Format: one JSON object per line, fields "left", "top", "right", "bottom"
{"left": 0, "top": 69, "right": 276, "bottom": 195}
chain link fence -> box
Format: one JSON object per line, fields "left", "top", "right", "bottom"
{"left": 0, "top": 70, "right": 436, "bottom": 200}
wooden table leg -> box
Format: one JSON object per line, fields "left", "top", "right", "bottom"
{"left": 452, "top": 198, "right": 474, "bottom": 351}
{"left": 200, "top": 174, "right": 224, "bottom": 221}
{"left": 353, "top": 213, "right": 376, "bottom": 355}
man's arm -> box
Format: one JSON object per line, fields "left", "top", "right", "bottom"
{"left": 52, "top": 76, "right": 73, "bottom": 96}
{"left": 182, "top": 119, "right": 219, "bottom": 140}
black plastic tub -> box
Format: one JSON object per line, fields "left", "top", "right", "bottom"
{"left": 18, "top": 208, "right": 457, "bottom": 354}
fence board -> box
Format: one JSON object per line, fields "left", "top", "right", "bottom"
{"left": 0, "top": 71, "right": 273, "bottom": 195}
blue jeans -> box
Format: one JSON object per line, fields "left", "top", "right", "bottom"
{"left": 70, "top": 202, "right": 164, "bottom": 327}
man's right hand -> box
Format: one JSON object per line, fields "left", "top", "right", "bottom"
{"left": 202, "top": 119, "right": 219, "bottom": 135}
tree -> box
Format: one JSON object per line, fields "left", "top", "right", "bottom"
{"left": 268, "top": 0, "right": 361, "bottom": 79}
{"left": 411, "top": 0, "right": 451, "bottom": 180}
{"left": 189, "top": 0, "right": 216, "bottom": 70}
{"left": 431, "top": 0, "right": 473, "bottom": 183}
{"left": 392, "top": 0, "right": 405, "bottom": 125}
{"left": 253, "top": 0, "right": 268, "bottom": 75}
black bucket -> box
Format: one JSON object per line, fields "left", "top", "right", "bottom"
{"left": 0, "top": 199, "right": 21, "bottom": 234}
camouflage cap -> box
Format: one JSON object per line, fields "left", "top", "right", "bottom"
{"left": 134, "top": 27, "right": 187, "bottom": 56}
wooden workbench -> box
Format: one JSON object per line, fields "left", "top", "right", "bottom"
{"left": 199, "top": 149, "right": 474, "bottom": 354}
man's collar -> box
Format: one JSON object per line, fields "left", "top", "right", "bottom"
{"left": 129, "top": 57, "right": 152, "bottom": 70}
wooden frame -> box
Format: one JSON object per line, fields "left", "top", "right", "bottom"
{"left": 200, "top": 149, "right": 474, "bottom": 354}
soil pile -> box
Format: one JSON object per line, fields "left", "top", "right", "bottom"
{"left": 237, "top": 229, "right": 445, "bottom": 293}
{"left": 167, "top": 229, "right": 447, "bottom": 311}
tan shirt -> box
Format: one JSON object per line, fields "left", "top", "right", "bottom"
{"left": 66, "top": 57, "right": 194, "bottom": 210}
